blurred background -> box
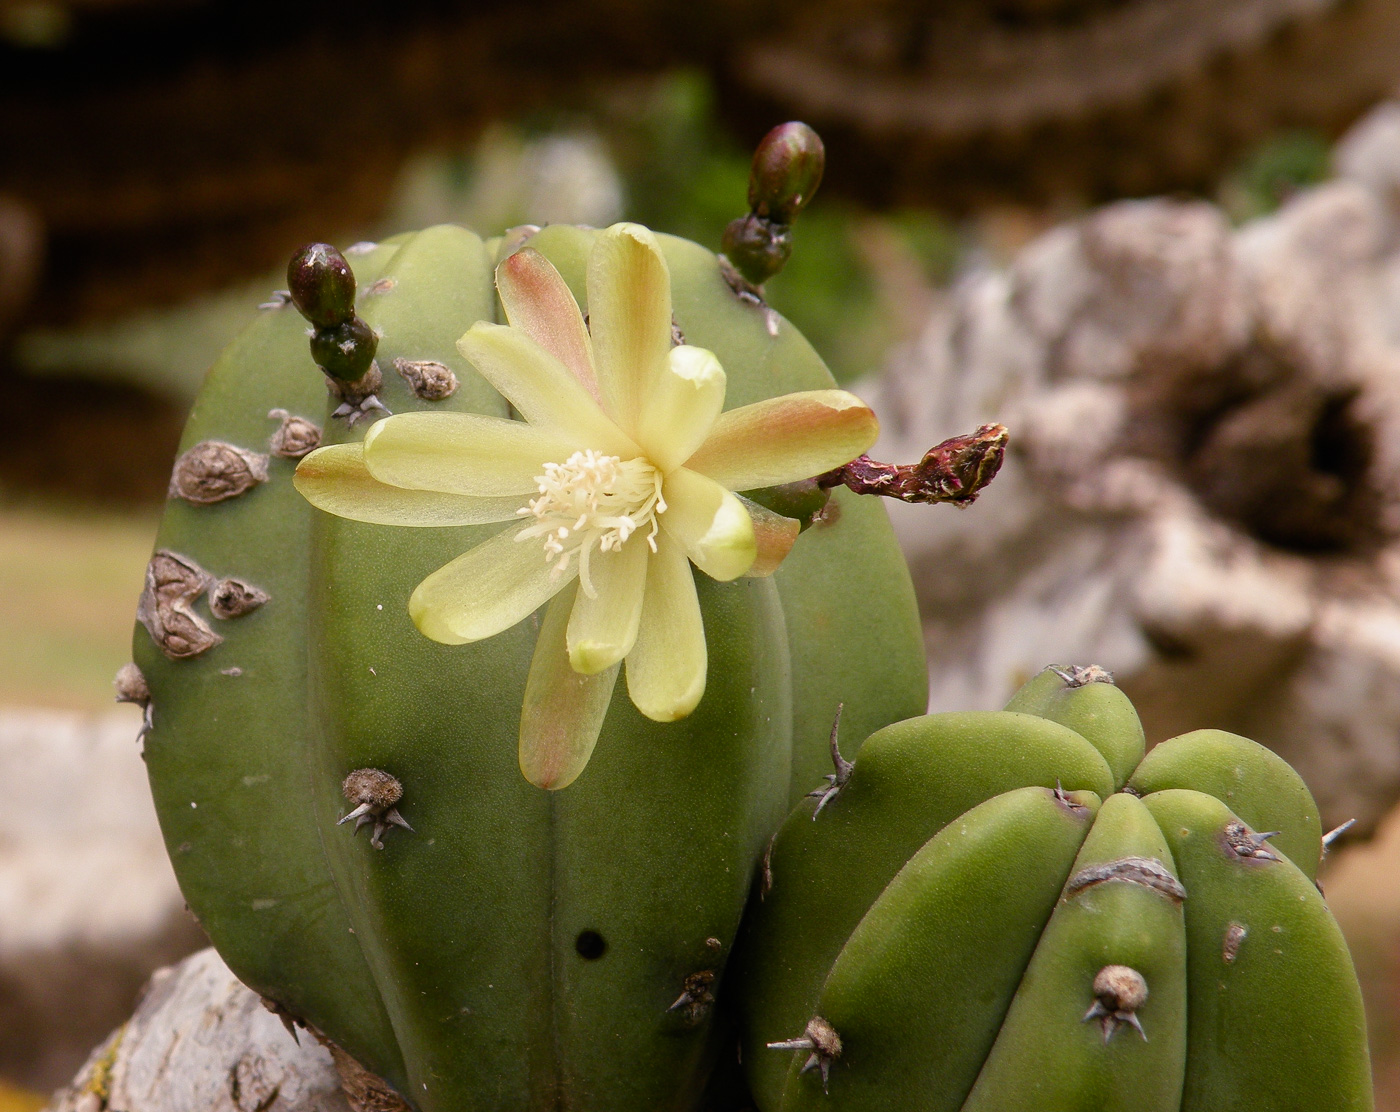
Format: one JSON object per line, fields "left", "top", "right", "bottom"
{"left": 6, "top": 0, "right": 1400, "bottom": 1106}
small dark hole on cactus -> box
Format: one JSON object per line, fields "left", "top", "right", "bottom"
{"left": 575, "top": 930, "right": 607, "bottom": 960}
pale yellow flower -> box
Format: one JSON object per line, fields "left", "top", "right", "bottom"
{"left": 296, "top": 223, "right": 877, "bottom": 788}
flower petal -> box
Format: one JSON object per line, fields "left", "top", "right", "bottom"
{"left": 496, "top": 248, "right": 600, "bottom": 403}
{"left": 735, "top": 495, "right": 801, "bottom": 577}
{"left": 566, "top": 536, "right": 649, "bottom": 674}
{"left": 660, "top": 468, "right": 757, "bottom": 582}
{"left": 408, "top": 522, "right": 574, "bottom": 645}
{"left": 295, "top": 443, "right": 524, "bottom": 526}
{"left": 457, "top": 322, "right": 636, "bottom": 455}
{"left": 520, "top": 584, "right": 619, "bottom": 790}
{"left": 635, "top": 345, "right": 726, "bottom": 473}
{"left": 684, "top": 390, "right": 879, "bottom": 490}
{"left": 625, "top": 532, "right": 706, "bottom": 721}
{"left": 588, "top": 223, "right": 672, "bottom": 437}
{"left": 361, "top": 411, "right": 579, "bottom": 497}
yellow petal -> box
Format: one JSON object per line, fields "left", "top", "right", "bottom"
{"left": 457, "top": 322, "right": 636, "bottom": 455}
{"left": 635, "top": 345, "right": 726, "bottom": 473}
{"left": 362, "top": 411, "right": 578, "bottom": 497}
{"left": 684, "top": 390, "right": 879, "bottom": 490}
{"left": 625, "top": 532, "right": 706, "bottom": 721}
{"left": 408, "top": 522, "right": 573, "bottom": 645}
{"left": 588, "top": 223, "right": 672, "bottom": 437}
{"left": 660, "top": 468, "right": 757, "bottom": 581}
{"left": 496, "top": 248, "right": 600, "bottom": 403}
{"left": 736, "top": 495, "right": 802, "bottom": 577}
{"left": 520, "top": 584, "right": 619, "bottom": 790}
{"left": 566, "top": 536, "right": 649, "bottom": 674}
{"left": 295, "top": 443, "right": 523, "bottom": 526}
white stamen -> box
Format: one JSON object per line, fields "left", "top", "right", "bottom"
{"left": 515, "top": 450, "right": 665, "bottom": 597}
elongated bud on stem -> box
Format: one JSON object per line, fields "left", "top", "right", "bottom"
{"left": 721, "top": 121, "right": 826, "bottom": 288}
{"left": 749, "top": 122, "right": 825, "bottom": 223}
{"left": 819, "top": 424, "right": 1009, "bottom": 507}
{"left": 287, "top": 243, "right": 358, "bottom": 327}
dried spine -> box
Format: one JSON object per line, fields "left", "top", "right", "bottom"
{"left": 168, "top": 441, "right": 269, "bottom": 504}
{"left": 1222, "top": 821, "right": 1281, "bottom": 862}
{"left": 393, "top": 357, "right": 458, "bottom": 401}
{"left": 114, "top": 661, "right": 154, "bottom": 739}
{"left": 1222, "top": 921, "right": 1248, "bottom": 963}
{"left": 768, "top": 1016, "right": 842, "bottom": 1092}
{"left": 1082, "top": 964, "right": 1149, "bottom": 1043}
{"left": 806, "top": 704, "right": 852, "bottom": 818}
{"left": 1049, "top": 664, "right": 1115, "bottom": 688}
{"left": 268, "top": 408, "right": 323, "bottom": 458}
{"left": 1063, "top": 856, "right": 1187, "bottom": 903}
{"left": 209, "top": 577, "right": 270, "bottom": 619}
{"left": 667, "top": 970, "right": 716, "bottom": 1024}
{"left": 136, "top": 551, "right": 222, "bottom": 660}
{"left": 339, "top": 769, "right": 413, "bottom": 850}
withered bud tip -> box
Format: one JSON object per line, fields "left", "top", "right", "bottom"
{"left": 818, "top": 424, "right": 1008, "bottom": 507}
{"left": 114, "top": 662, "right": 149, "bottom": 705}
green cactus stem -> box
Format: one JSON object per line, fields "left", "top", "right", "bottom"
{"left": 134, "top": 217, "right": 930, "bottom": 1110}
{"left": 738, "top": 666, "right": 1371, "bottom": 1112}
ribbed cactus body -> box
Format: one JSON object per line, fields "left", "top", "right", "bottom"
{"left": 134, "top": 223, "right": 926, "bottom": 1110}
{"left": 739, "top": 666, "right": 1372, "bottom": 1112}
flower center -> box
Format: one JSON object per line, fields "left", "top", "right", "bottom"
{"left": 516, "top": 449, "right": 666, "bottom": 597}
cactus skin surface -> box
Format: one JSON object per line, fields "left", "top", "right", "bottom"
{"left": 740, "top": 666, "right": 1372, "bottom": 1112}
{"left": 134, "top": 223, "right": 926, "bottom": 1110}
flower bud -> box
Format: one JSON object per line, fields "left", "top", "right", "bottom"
{"left": 748, "top": 122, "right": 825, "bottom": 223}
{"left": 310, "top": 316, "right": 378, "bottom": 383}
{"left": 721, "top": 214, "right": 791, "bottom": 287}
{"left": 287, "top": 242, "right": 358, "bottom": 327}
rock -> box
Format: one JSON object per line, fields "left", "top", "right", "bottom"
{"left": 0, "top": 707, "right": 204, "bottom": 1090}
{"left": 46, "top": 948, "right": 352, "bottom": 1112}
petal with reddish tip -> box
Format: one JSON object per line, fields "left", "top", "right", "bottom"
{"left": 588, "top": 223, "right": 672, "bottom": 436}
{"left": 635, "top": 345, "right": 726, "bottom": 473}
{"left": 566, "top": 537, "right": 649, "bottom": 674}
{"left": 736, "top": 495, "right": 801, "bottom": 577}
{"left": 363, "top": 411, "right": 578, "bottom": 497}
{"left": 520, "top": 584, "right": 620, "bottom": 790}
{"left": 625, "top": 533, "right": 706, "bottom": 721}
{"left": 295, "top": 443, "right": 524, "bottom": 526}
{"left": 660, "top": 468, "right": 757, "bottom": 581}
{"left": 409, "top": 522, "right": 573, "bottom": 645}
{"left": 497, "top": 248, "right": 599, "bottom": 403}
{"left": 457, "top": 322, "right": 636, "bottom": 456}
{"left": 684, "top": 390, "right": 878, "bottom": 490}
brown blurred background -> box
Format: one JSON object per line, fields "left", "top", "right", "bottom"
{"left": 6, "top": 0, "right": 1400, "bottom": 1106}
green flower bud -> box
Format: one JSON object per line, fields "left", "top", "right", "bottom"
{"left": 721, "top": 214, "right": 791, "bottom": 287}
{"left": 748, "top": 122, "right": 825, "bottom": 223}
{"left": 310, "top": 316, "right": 377, "bottom": 382}
{"left": 288, "top": 242, "right": 358, "bottom": 327}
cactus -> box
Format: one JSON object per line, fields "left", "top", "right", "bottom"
{"left": 128, "top": 205, "right": 936, "bottom": 1109}
{"left": 739, "top": 665, "right": 1372, "bottom": 1112}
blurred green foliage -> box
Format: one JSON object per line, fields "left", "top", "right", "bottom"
{"left": 1219, "top": 128, "right": 1331, "bottom": 224}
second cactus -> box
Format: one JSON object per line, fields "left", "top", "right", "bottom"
{"left": 739, "top": 665, "right": 1372, "bottom": 1112}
